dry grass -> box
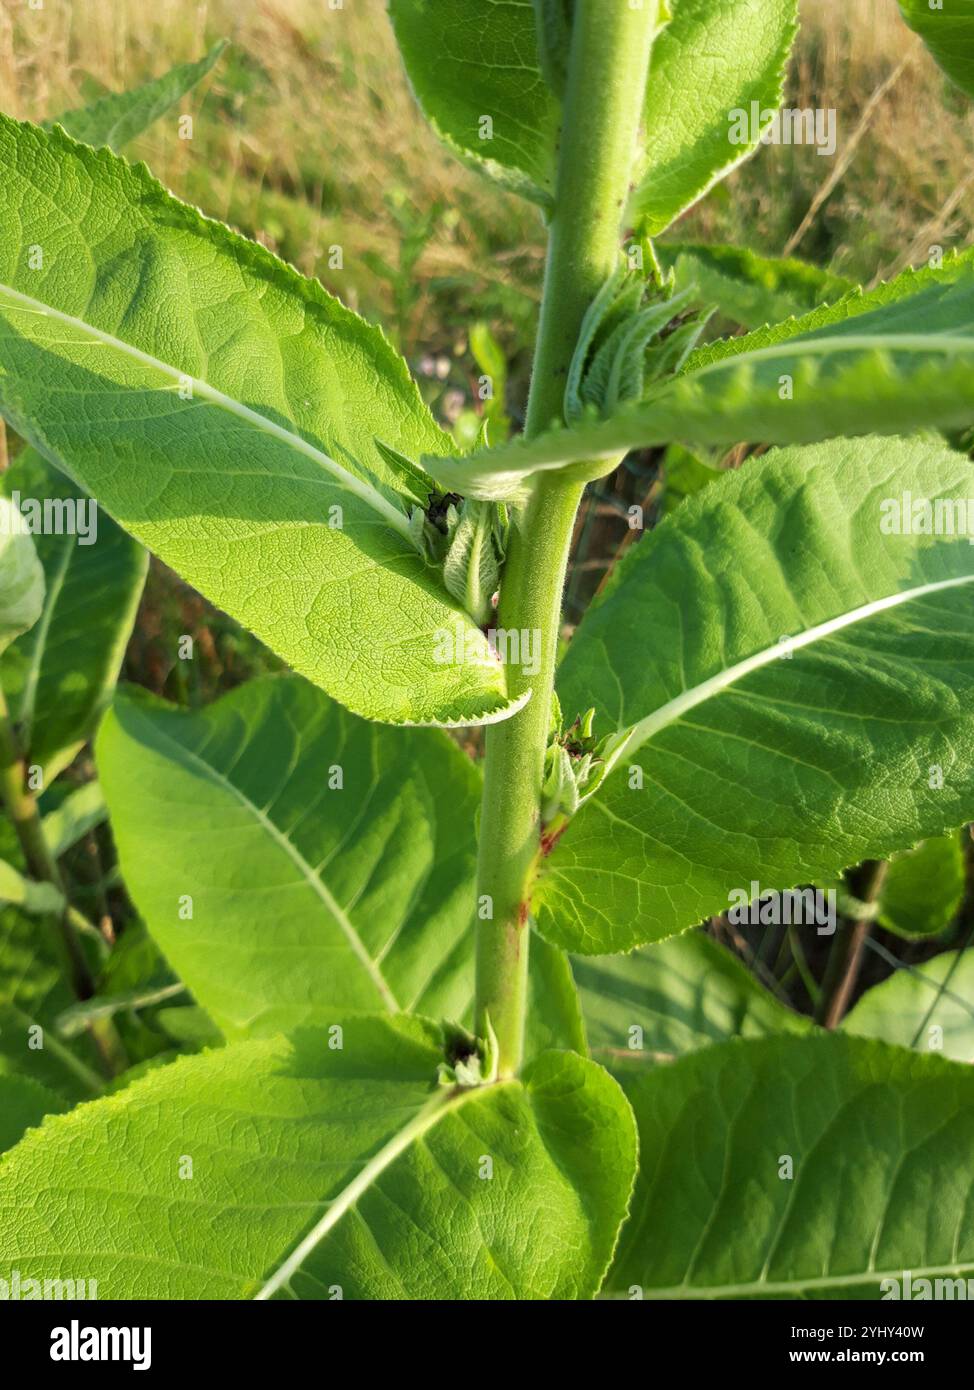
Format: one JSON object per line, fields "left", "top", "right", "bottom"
{"left": 1, "top": 0, "right": 972, "bottom": 348}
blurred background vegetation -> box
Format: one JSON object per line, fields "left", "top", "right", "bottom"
{"left": 1, "top": 0, "right": 971, "bottom": 1025}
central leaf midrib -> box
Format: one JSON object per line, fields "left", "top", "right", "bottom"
{"left": 596, "top": 571, "right": 974, "bottom": 785}
{"left": 681, "top": 329, "right": 974, "bottom": 386}
{"left": 253, "top": 1080, "right": 501, "bottom": 1299}
{"left": 617, "top": 1258, "right": 974, "bottom": 1299}
{"left": 0, "top": 281, "right": 412, "bottom": 539}
{"left": 143, "top": 717, "right": 400, "bottom": 1012}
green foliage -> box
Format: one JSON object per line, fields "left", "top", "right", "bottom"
{"left": 0, "top": 1016, "right": 637, "bottom": 1299}
{"left": 844, "top": 950, "right": 974, "bottom": 1061}
{"left": 898, "top": 1, "right": 974, "bottom": 98}
{"left": 0, "top": 1073, "right": 66, "bottom": 1154}
{"left": 426, "top": 252, "right": 974, "bottom": 496}
{"left": 574, "top": 931, "right": 809, "bottom": 1060}
{"left": 0, "top": 0, "right": 972, "bottom": 1307}
{"left": 97, "top": 674, "right": 582, "bottom": 1057}
{"left": 96, "top": 676, "right": 484, "bottom": 1033}
{"left": 1, "top": 450, "right": 147, "bottom": 782}
{"left": 0, "top": 116, "right": 518, "bottom": 727}
{"left": 632, "top": 0, "right": 799, "bottom": 236}
{"left": 538, "top": 438, "right": 974, "bottom": 954}
{"left": 388, "top": 0, "right": 799, "bottom": 237}
{"left": 658, "top": 241, "right": 855, "bottom": 330}
{"left": 46, "top": 42, "right": 227, "bottom": 151}
{"left": 0, "top": 496, "right": 44, "bottom": 652}
{"left": 606, "top": 1034, "right": 974, "bottom": 1297}
{"left": 879, "top": 835, "right": 967, "bottom": 939}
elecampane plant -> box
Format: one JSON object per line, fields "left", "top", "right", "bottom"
{"left": 0, "top": 0, "right": 972, "bottom": 1302}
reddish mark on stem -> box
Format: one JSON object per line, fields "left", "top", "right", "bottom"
{"left": 540, "top": 822, "right": 568, "bottom": 858}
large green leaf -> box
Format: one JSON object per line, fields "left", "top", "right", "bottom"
{"left": 1, "top": 449, "right": 147, "bottom": 782}
{"left": 844, "top": 950, "right": 974, "bottom": 1063}
{"left": 658, "top": 242, "right": 855, "bottom": 331}
{"left": 389, "top": 0, "right": 797, "bottom": 230}
{"left": 606, "top": 1034, "right": 974, "bottom": 1298}
{"left": 536, "top": 437, "right": 974, "bottom": 954}
{"left": 428, "top": 253, "right": 974, "bottom": 498}
{"left": 898, "top": 1, "right": 974, "bottom": 99}
{"left": 0, "top": 116, "right": 517, "bottom": 727}
{"left": 47, "top": 42, "right": 226, "bottom": 151}
{"left": 0, "top": 1016, "right": 637, "bottom": 1299}
{"left": 574, "top": 931, "right": 809, "bottom": 1061}
{"left": 97, "top": 676, "right": 481, "bottom": 1034}
{"left": 0, "top": 1073, "right": 66, "bottom": 1154}
{"left": 97, "top": 674, "right": 584, "bottom": 1053}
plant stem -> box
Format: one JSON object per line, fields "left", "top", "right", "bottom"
{"left": 0, "top": 686, "right": 127, "bottom": 1075}
{"left": 474, "top": 0, "right": 659, "bottom": 1077}
{"left": 815, "top": 859, "right": 889, "bottom": 1029}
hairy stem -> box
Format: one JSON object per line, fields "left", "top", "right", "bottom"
{"left": 0, "top": 686, "right": 127, "bottom": 1076}
{"left": 474, "top": 0, "right": 658, "bottom": 1076}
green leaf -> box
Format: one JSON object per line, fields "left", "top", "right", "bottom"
{"left": 658, "top": 241, "right": 855, "bottom": 330}
{"left": 427, "top": 252, "right": 974, "bottom": 498}
{"left": 0, "top": 1073, "right": 67, "bottom": 1155}
{"left": 0, "top": 116, "right": 518, "bottom": 727}
{"left": 632, "top": 0, "right": 799, "bottom": 236}
{"left": 0, "top": 495, "right": 43, "bottom": 652}
{"left": 1, "top": 449, "right": 147, "bottom": 782}
{"left": 537, "top": 437, "right": 974, "bottom": 954}
{"left": 98, "top": 674, "right": 584, "bottom": 1056}
{"left": 390, "top": 0, "right": 797, "bottom": 230}
{"left": 898, "top": 1, "right": 974, "bottom": 99}
{"left": 97, "top": 675, "right": 483, "bottom": 1035}
{"left": 684, "top": 249, "right": 974, "bottom": 369}
{"left": 843, "top": 949, "right": 974, "bottom": 1062}
{"left": 880, "top": 835, "right": 966, "bottom": 939}
{"left": 46, "top": 42, "right": 227, "bottom": 151}
{"left": 574, "top": 931, "right": 809, "bottom": 1061}
{"left": 40, "top": 780, "right": 108, "bottom": 859}
{"left": 0, "top": 1016, "right": 637, "bottom": 1299}
{"left": 388, "top": 0, "right": 560, "bottom": 207}
{"left": 606, "top": 1033, "right": 974, "bottom": 1298}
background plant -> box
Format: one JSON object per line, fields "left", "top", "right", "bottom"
{"left": 0, "top": 0, "right": 972, "bottom": 1302}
